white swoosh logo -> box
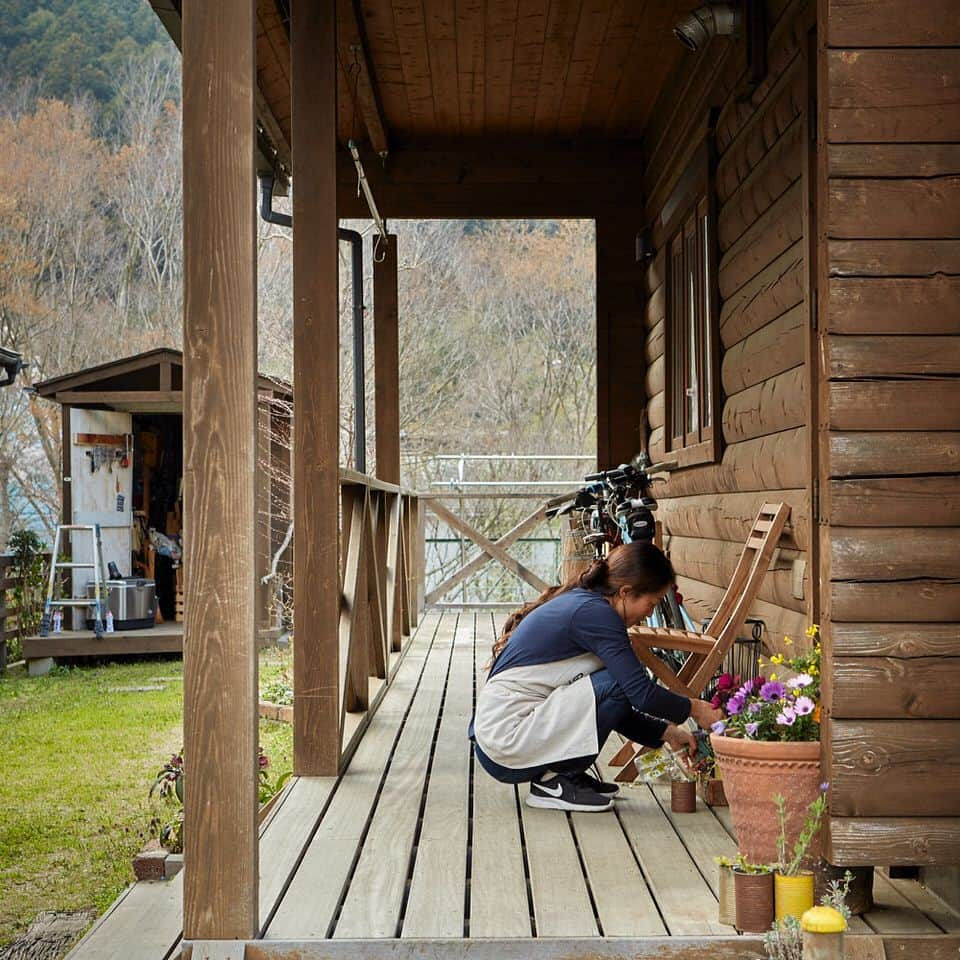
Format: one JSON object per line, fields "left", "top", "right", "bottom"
{"left": 538, "top": 782, "right": 563, "bottom": 797}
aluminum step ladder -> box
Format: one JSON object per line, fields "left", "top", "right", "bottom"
{"left": 39, "top": 524, "right": 109, "bottom": 638}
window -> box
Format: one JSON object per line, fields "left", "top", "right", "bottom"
{"left": 663, "top": 144, "right": 720, "bottom": 467}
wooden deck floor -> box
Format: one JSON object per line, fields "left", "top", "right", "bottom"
{"left": 68, "top": 609, "right": 960, "bottom": 959}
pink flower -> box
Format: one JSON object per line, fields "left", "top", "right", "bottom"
{"left": 776, "top": 707, "right": 797, "bottom": 726}
{"left": 717, "top": 673, "right": 734, "bottom": 691}
{"left": 787, "top": 674, "right": 813, "bottom": 689}
{"left": 761, "top": 681, "right": 786, "bottom": 702}
{"left": 794, "top": 696, "right": 815, "bottom": 716}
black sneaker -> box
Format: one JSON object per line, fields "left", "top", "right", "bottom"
{"left": 572, "top": 768, "right": 620, "bottom": 797}
{"left": 526, "top": 774, "right": 614, "bottom": 812}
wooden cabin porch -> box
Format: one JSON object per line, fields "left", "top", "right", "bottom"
{"left": 132, "top": 0, "right": 960, "bottom": 951}
{"left": 68, "top": 610, "right": 960, "bottom": 960}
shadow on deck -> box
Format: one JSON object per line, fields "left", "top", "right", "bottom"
{"left": 68, "top": 610, "right": 960, "bottom": 960}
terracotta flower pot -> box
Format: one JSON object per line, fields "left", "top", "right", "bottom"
{"left": 710, "top": 734, "right": 822, "bottom": 864}
{"left": 717, "top": 864, "right": 737, "bottom": 926}
{"left": 734, "top": 869, "right": 775, "bottom": 933}
{"left": 671, "top": 779, "right": 697, "bottom": 813}
{"left": 775, "top": 871, "right": 815, "bottom": 922}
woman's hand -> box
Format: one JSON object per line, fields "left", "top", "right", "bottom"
{"left": 689, "top": 698, "right": 723, "bottom": 729}
{"left": 661, "top": 723, "right": 697, "bottom": 760}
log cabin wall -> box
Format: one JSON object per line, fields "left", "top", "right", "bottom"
{"left": 644, "top": 0, "right": 815, "bottom": 657}
{"left": 819, "top": 0, "right": 960, "bottom": 870}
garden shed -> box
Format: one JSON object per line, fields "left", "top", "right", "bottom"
{"left": 66, "top": 0, "right": 960, "bottom": 957}
{"left": 25, "top": 348, "right": 292, "bottom": 666}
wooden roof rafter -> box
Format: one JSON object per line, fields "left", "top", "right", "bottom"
{"left": 337, "top": 0, "right": 390, "bottom": 156}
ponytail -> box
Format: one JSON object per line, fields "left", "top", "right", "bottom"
{"left": 489, "top": 541, "right": 675, "bottom": 662}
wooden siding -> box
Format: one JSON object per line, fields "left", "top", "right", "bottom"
{"left": 645, "top": 0, "right": 815, "bottom": 656}
{"left": 819, "top": 0, "right": 960, "bottom": 867}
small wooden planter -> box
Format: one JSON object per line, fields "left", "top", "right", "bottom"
{"left": 259, "top": 699, "right": 293, "bottom": 723}
{"left": 699, "top": 777, "right": 727, "bottom": 806}
{"left": 734, "top": 869, "right": 775, "bottom": 933}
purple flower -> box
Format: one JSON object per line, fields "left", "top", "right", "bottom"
{"left": 726, "top": 695, "right": 745, "bottom": 716}
{"left": 787, "top": 673, "right": 813, "bottom": 689}
{"left": 776, "top": 707, "right": 797, "bottom": 726}
{"left": 745, "top": 721, "right": 759, "bottom": 737}
{"left": 760, "top": 681, "right": 786, "bottom": 702}
{"left": 820, "top": 782, "right": 830, "bottom": 792}
{"left": 794, "top": 696, "right": 815, "bottom": 716}
{"left": 711, "top": 720, "right": 727, "bottom": 735}
{"left": 748, "top": 702, "right": 762, "bottom": 715}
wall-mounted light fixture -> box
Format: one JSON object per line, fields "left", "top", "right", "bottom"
{"left": 635, "top": 230, "right": 655, "bottom": 263}
{"left": 673, "top": 3, "right": 740, "bottom": 51}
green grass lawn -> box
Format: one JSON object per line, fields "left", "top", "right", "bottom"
{"left": 0, "top": 650, "right": 294, "bottom": 951}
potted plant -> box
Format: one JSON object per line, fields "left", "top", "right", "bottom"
{"left": 733, "top": 855, "right": 775, "bottom": 933}
{"left": 709, "top": 626, "right": 823, "bottom": 864}
{"left": 715, "top": 855, "right": 737, "bottom": 926}
{"left": 774, "top": 788, "right": 827, "bottom": 922}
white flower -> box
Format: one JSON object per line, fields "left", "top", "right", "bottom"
{"left": 787, "top": 673, "right": 813, "bottom": 689}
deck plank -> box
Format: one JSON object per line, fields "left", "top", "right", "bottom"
{"left": 618, "top": 784, "right": 729, "bottom": 936}
{"left": 520, "top": 803, "right": 599, "bottom": 936}
{"left": 402, "top": 614, "right": 474, "bottom": 937}
{"left": 332, "top": 612, "right": 458, "bottom": 938}
{"left": 487, "top": 610, "right": 597, "bottom": 936}
{"left": 265, "top": 611, "right": 443, "bottom": 939}
{"left": 883, "top": 875, "right": 960, "bottom": 933}
{"left": 648, "top": 782, "right": 738, "bottom": 897}
{"left": 469, "top": 612, "right": 532, "bottom": 938}
{"left": 864, "top": 872, "right": 943, "bottom": 935}
{"left": 571, "top": 811, "right": 667, "bottom": 935}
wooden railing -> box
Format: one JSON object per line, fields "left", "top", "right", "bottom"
{"left": 337, "top": 469, "right": 423, "bottom": 765}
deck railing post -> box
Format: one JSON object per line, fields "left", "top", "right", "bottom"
{"left": 292, "top": 0, "right": 341, "bottom": 776}
{"left": 181, "top": 0, "right": 259, "bottom": 938}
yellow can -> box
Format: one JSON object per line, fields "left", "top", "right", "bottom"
{"left": 775, "top": 872, "right": 815, "bottom": 922}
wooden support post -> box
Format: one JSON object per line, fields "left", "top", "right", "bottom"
{"left": 596, "top": 213, "right": 648, "bottom": 469}
{"left": 374, "top": 233, "right": 400, "bottom": 485}
{"left": 181, "top": 0, "right": 258, "bottom": 939}
{"left": 292, "top": 0, "right": 340, "bottom": 776}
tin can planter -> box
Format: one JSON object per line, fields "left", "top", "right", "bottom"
{"left": 734, "top": 869, "right": 775, "bottom": 933}
{"left": 776, "top": 871, "right": 815, "bottom": 922}
{"left": 671, "top": 779, "right": 697, "bottom": 813}
{"left": 717, "top": 863, "right": 737, "bottom": 926}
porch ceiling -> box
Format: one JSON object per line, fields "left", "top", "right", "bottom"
{"left": 152, "top": 0, "right": 701, "bottom": 179}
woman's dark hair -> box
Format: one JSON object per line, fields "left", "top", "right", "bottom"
{"left": 490, "top": 540, "right": 675, "bottom": 661}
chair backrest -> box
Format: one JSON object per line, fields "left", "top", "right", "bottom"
{"left": 706, "top": 502, "right": 791, "bottom": 643}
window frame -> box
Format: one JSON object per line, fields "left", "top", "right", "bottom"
{"left": 661, "top": 139, "right": 721, "bottom": 469}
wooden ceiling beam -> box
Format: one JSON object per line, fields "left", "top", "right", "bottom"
{"left": 337, "top": 0, "right": 390, "bottom": 155}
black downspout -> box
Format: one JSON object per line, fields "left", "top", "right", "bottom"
{"left": 259, "top": 175, "right": 367, "bottom": 474}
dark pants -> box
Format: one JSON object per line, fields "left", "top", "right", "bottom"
{"left": 473, "top": 669, "right": 667, "bottom": 785}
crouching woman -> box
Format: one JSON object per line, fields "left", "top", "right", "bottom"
{"left": 469, "top": 540, "right": 722, "bottom": 812}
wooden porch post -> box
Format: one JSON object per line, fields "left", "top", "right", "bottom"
{"left": 181, "top": 0, "right": 258, "bottom": 939}
{"left": 374, "top": 233, "right": 400, "bottom": 485}
{"left": 596, "top": 213, "right": 647, "bottom": 469}
{"left": 292, "top": 0, "right": 341, "bottom": 776}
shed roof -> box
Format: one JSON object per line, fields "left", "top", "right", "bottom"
{"left": 35, "top": 347, "right": 292, "bottom": 413}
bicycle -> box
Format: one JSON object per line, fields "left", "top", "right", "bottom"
{"left": 546, "top": 452, "right": 696, "bottom": 672}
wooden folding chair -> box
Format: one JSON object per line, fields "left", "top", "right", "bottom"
{"left": 610, "top": 501, "right": 791, "bottom": 781}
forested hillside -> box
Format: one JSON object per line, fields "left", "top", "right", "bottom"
{"left": 0, "top": 0, "right": 170, "bottom": 113}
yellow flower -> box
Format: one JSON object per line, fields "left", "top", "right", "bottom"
{"left": 809, "top": 665, "right": 818, "bottom": 676}
{"left": 806, "top": 624, "right": 820, "bottom": 639}
{"left": 783, "top": 635, "right": 793, "bottom": 646}
{"left": 770, "top": 673, "right": 777, "bottom": 681}
{"left": 770, "top": 654, "right": 785, "bottom": 665}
